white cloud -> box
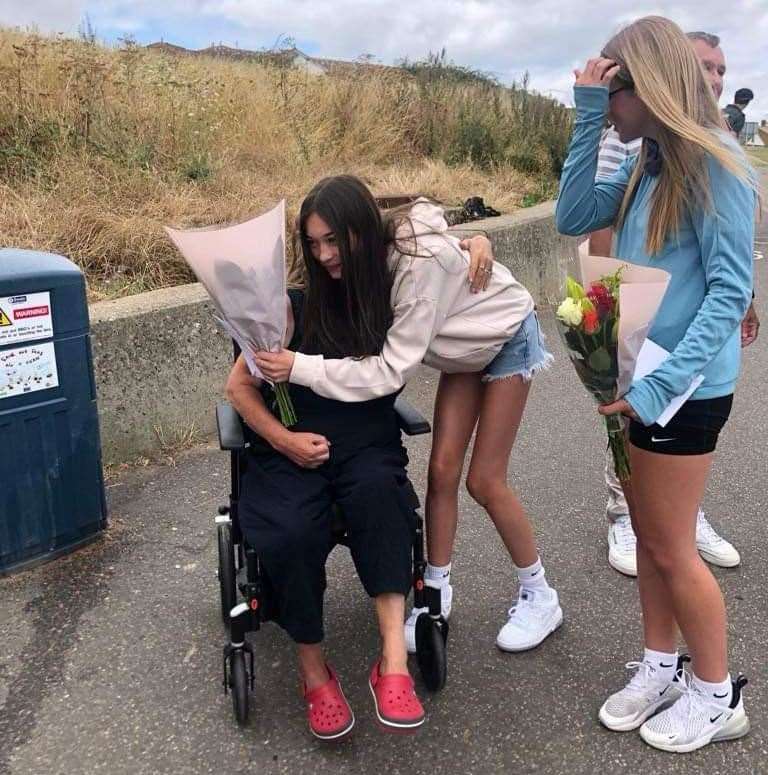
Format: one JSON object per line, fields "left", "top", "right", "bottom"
{"left": 0, "top": 0, "right": 84, "bottom": 32}
{"left": 1, "top": 0, "right": 766, "bottom": 118}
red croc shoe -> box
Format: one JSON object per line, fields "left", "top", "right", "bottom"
{"left": 303, "top": 665, "right": 354, "bottom": 740}
{"left": 368, "top": 659, "right": 425, "bottom": 730}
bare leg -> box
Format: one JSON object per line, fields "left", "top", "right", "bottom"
{"left": 465, "top": 376, "right": 538, "bottom": 567}
{"left": 376, "top": 594, "right": 409, "bottom": 675}
{"left": 629, "top": 444, "right": 727, "bottom": 681}
{"left": 297, "top": 643, "right": 329, "bottom": 691}
{"left": 425, "top": 372, "right": 483, "bottom": 564}
{"left": 622, "top": 478, "right": 679, "bottom": 652}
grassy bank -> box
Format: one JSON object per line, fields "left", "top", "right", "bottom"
{"left": 0, "top": 31, "right": 571, "bottom": 299}
{"left": 747, "top": 146, "right": 768, "bottom": 166}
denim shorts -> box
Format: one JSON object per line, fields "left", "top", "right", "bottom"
{"left": 482, "top": 310, "right": 554, "bottom": 382}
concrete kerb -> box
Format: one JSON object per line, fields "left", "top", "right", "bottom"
{"left": 89, "top": 201, "right": 576, "bottom": 463}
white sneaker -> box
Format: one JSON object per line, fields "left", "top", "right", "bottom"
{"left": 404, "top": 583, "right": 452, "bottom": 654}
{"left": 495, "top": 588, "right": 563, "bottom": 652}
{"left": 696, "top": 511, "right": 740, "bottom": 567}
{"left": 639, "top": 673, "right": 750, "bottom": 753}
{"left": 599, "top": 658, "right": 685, "bottom": 731}
{"left": 608, "top": 515, "right": 637, "bottom": 577}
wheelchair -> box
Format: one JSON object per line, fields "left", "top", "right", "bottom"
{"left": 214, "top": 387, "right": 449, "bottom": 725}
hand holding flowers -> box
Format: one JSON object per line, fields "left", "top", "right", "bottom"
{"left": 254, "top": 349, "right": 296, "bottom": 383}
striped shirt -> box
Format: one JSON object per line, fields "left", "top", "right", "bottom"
{"left": 596, "top": 128, "right": 642, "bottom": 181}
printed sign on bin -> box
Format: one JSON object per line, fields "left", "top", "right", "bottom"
{"left": 0, "top": 342, "right": 60, "bottom": 400}
{"left": 0, "top": 292, "right": 54, "bottom": 345}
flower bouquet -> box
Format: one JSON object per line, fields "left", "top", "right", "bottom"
{"left": 165, "top": 201, "right": 297, "bottom": 426}
{"left": 556, "top": 245, "right": 671, "bottom": 480}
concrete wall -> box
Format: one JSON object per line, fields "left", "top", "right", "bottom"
{"left": 90, "top": 202, "right": 577, "bottom": 463}
{"left": 90, "top": 284, "right": 231, "bottom": 464}
{"left": 450, "top": 201, "right": 575, "bottom": 306}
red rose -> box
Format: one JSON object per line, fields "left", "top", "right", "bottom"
{"left": 588, "top": 282, "right": 615, "bottom": 317}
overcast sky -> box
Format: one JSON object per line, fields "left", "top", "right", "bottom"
{"left": 1, "top": 1, "right": 766, "bottom": 121}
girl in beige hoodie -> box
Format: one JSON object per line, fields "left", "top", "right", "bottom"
{"left": 256, "top": 175, "right": 562, "bottom": 654}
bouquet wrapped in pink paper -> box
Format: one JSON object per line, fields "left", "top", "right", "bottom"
{"left": 165, "top": 201, "right": 297, "bottom": 425}
{"left": 555, "top": 244, "right": 670, "bottom": 479}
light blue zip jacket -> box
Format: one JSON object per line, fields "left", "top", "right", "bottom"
{"left": 556, "top": 86, "right": 756, "bottom": 426}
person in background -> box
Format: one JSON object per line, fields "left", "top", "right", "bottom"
{"left": 589, "top": 31, "right": 755, "bottom": 577}
{"left": 723, "top": 88, "right": 754, "bottom": 139}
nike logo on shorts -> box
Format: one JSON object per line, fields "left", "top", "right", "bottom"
{"left": 651, "top": 436, "right": 677, "bottom": 443}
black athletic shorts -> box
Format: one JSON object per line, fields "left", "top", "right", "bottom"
{"left": 629, "top": 395, "right": 733, "bottom": 455}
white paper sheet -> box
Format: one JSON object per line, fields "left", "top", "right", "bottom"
{"left": 633, "top": 338, "right": 704, "bottom": 427}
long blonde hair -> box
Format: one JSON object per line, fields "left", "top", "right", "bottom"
{"left": 604, "top": 16, "right": 756, "bottom": 255}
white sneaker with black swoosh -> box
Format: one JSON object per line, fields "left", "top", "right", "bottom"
{"left": 639, "top": 673, "right": 750, "bottom": 753}
{"left": 598, "top": 655, "right": 689, "bottom": 731}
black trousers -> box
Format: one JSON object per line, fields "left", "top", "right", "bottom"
{"left": 239, "top": 439, "right": 418, "bottom": 644}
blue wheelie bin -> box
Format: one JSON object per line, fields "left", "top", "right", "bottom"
{"left": 0, "top": 249, "right": 107, "bottom": 575}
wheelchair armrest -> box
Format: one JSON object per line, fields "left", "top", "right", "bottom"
{"left": 394, "top": 395, "right": 431, "bottom": 436}
{"left": 216, "top": 401, "right": 247, "bottom": 451}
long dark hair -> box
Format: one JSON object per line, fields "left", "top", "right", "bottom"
{"left": 298, "top": 175, "right": 395, "bottom": 358}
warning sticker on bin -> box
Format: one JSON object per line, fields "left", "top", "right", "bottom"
{"left": 0, "top": 292, "right": 53, "bottom": 345}
{"left": 0, "top": 342, "right": 59, "bottom": 400}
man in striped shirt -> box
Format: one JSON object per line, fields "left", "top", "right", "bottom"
{"left": 590, "top": 31, "right": 754, "bottom": 577}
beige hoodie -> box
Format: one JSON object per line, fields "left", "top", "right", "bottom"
{"left": 289, "top": 199, "right": 534, "bottom": 401}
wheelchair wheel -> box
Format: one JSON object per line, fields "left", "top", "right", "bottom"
{"left": 217, "top": 522, "right": 237, "bottom": 627}
{"left": 415, "top": 613, "right": 448, "bottom": 692}
{"left": 230, "top": 649, "right": 250, "bottom": 725}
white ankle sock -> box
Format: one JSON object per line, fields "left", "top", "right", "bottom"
{"left": 692, "top": 672, "right": 732, "bottom": 707}
{"left": 643, "top": 648, "right": 678, "bottom": 682}
{"left": 517, "top": 557, "right": 551, "bottom": 596}
{"left": 425, "top": 562, "right": 451, "bottom": 588}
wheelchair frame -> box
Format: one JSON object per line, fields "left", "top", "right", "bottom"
{"left": 214, "top": 355, "right": 448, "bottom": 725}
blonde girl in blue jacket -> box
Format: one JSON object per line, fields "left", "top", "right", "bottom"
{"left": 556, "top": 16, "right": 757, "bottom": 753}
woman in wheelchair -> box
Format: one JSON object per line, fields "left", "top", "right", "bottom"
{"left": 225, "top": 182, "right": 492, "bottom": 739}
{"left": 256, "top": 175, "right": 560, "bottom": 661}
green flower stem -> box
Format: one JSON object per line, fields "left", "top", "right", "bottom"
{"left": 273, "top": 382, "right": 297, "bottom": 427}
{"left": 605, "top": 413, "right": 631, "bottom": 480}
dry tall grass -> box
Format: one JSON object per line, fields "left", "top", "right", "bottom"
{"left": 0, "top": 30, "right": 571, "bottom": 299}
